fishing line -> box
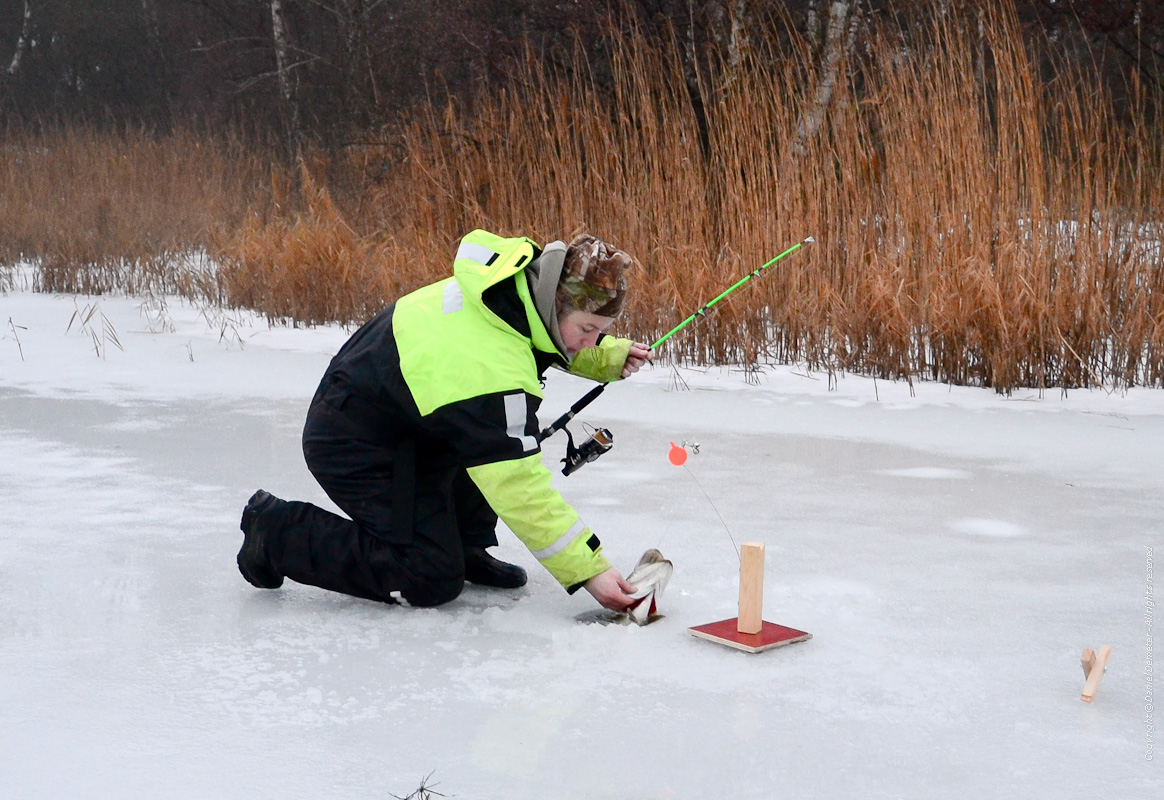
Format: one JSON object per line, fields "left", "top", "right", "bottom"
{"left": 669, "top": 440, "right": 739, "bottom": 563}
{"left": 683, "top": 463, "right": 740, "bottom": 564}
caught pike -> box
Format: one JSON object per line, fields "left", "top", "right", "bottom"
{"left": 575, "top": 548, "right": 674, "bottom": 626}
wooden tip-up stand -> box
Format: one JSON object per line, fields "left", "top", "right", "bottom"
{"left": 1080, "top": 645, "right": 1111, "bottom": 702}
{"left": 688, "top": 542, "right": 812, "bottom": 654}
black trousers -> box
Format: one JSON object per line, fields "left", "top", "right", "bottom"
{"left": 259, "top": 380, "right": 498, "bottom": 607}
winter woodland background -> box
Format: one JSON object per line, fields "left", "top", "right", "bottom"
{"left": 1, "top": 0, "right": 1163, "bottom": 391}
{"left": 2, "top": 3, "right": 1162, "bottom": 797}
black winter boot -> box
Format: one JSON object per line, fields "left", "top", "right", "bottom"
{"left": 237, "top": 490, "right": 284, "bottom": 589}
{"left": 464, "top": 546, "right": 527, "bottom": 589}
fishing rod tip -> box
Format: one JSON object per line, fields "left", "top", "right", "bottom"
{"left": 803, "top": 236, "right": 816, "bottom": 244}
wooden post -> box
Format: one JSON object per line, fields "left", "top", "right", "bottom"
{"left": 689, "top": 538, "right": 811, "bottom": 653}
{"left": 737, "top": 542, "right": 765, "bottom": 634}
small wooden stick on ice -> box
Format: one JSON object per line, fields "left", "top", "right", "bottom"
{"left": 1080, "top": 648, "right": 1096, "bottom": 679}
{"left": 1081, "top": 645, "right": 1111, "bottom": 702}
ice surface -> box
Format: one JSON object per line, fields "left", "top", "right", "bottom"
{"left": 880, "top": 466, "right": 973, "bottom": 480}
{"left": 1, "top": 286, "right": 1160, "bottom": 798}
{"left": 949, "top": 518, "right": 1027, "bottom": 538}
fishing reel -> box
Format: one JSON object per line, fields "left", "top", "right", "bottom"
{"left": 561, "top": 425, "right": 614, "bottom": 476}
{"left": 537, "top": 385, "right": 614, "bottom": 476}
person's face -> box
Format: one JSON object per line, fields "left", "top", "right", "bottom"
{"left": 557, "top": 309, "right": 616, "bottom": 355}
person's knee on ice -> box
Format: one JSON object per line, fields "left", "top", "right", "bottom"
{"left": 403, "top": 573, "right": 465, "bottom": 608}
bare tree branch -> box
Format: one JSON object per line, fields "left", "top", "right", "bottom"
{"left": 792, "top": 0, "right": 853, "bottom": 156}
{"left": 270, "top": 0, "right": 303, "bottom": 151}
{"left": 7, "top": 0, "right": 33, "bottom": 76}
{"left": 728, "top": 0, "right": 748, "bottom": 74}
{"left": 807, "top": 0, "right": 822, "bottom": 53}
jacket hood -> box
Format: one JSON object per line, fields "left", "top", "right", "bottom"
{"left": 523, "top": 241, "right": 571, "bottom": 361}
{"left": 451, "top": 232, "right": 564, "bottom": 361}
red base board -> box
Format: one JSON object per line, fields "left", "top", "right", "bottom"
{"left": 688, "top": 618, "right": 812, "bottom": 653}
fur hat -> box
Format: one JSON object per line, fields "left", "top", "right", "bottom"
{"left": 557, "top": 234, "right": 632, "bottom": 318}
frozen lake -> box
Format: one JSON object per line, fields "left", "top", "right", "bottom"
{"left": 1, "top": 288, "right": 1159, "bottom": 797}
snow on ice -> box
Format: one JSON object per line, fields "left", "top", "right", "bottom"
{"left": 1, "top": 280, "right": 1160, "bottom": 798}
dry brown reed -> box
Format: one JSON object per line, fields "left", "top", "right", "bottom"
{"left": 0, "top": 124, "right": 270, "bottom": 302}
{"left": 217, "top": 163, "right": 402, "bottom": 326}
{"left": 6, "top": 0, "right": 1163, "bottom": 392}
{"left": 355, "top": 0, "right": 1162, "bottom": 391}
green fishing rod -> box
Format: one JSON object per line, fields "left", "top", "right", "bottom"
{"left": 540, "top": 236, "right": 815, "bottom": 475}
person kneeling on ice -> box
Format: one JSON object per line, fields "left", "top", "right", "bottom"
{"left": 237, "top": 230, "right": 653, "bottom": 611}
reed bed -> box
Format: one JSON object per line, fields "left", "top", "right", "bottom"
{"left": 325, "top": 0, "right": 1163, "bottom": 391}
{"left": 0, "top": 125, "right": 270, "bottom": 302}
{"left": 219, "top": 163, "right": 402, "bottom": 326}
{"left": 5, "top": 0, "right": 1162, "bottom": 392}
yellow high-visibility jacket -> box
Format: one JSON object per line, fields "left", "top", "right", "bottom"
{"left": 324, "top": 229, "right": 633, "bottom": 589}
